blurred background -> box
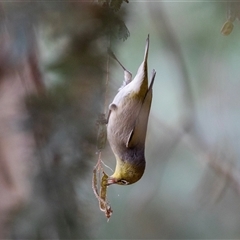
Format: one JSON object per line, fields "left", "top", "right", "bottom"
{"left": 1, "top": 0, "right": 240, "bottom": 239}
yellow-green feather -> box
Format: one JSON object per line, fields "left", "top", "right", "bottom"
{"left": 110, "top": 155, "right": 145, "bottom": 185}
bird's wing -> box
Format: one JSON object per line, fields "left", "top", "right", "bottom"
{"left": 126, "top": 70, "right": 156, "bottom": 148}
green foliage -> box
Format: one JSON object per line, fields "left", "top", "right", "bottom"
{"left": 98, "top": 0, "right": 128, "bottom": 12}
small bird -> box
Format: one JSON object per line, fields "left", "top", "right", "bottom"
{"left": 106, "top": 35, "right": 156, "bottom": 186}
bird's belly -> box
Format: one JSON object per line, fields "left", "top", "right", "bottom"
{"left": 107, "top": 97, "right": 142, "bottom": 155}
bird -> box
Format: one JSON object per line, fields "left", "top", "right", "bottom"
{"left": 106, "top": 35, "right": 156, "bottom": 186}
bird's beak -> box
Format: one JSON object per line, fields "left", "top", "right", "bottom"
{"left": 106, "top": 177, "right": 116, "bottom": 186}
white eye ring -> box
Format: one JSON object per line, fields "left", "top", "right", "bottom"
{"left": 120, "top": 180, "right": 129, "bottom": 185}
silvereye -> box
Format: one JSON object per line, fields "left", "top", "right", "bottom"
{"left": 107, "top": 35, "right": 156, "bottom": 186}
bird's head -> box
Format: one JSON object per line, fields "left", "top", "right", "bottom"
{"left": 106, "top": 156, "right": 145, "bottom": 186}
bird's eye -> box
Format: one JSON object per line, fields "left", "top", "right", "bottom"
{"left": 119, "top": 179, "right": 129, "bottom": 185}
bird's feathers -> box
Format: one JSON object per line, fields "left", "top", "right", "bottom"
{"left": 106, "top": 35, "right": 155, "bottom": 185}
{"left": 126, "top": 70, "right": 156, "bottom": 148}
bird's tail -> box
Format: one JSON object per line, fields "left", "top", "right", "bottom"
{"left": 143, "top": 34, "right": 150, "bottom": 64}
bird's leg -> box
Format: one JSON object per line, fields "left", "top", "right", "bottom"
{"left": 108, "top": 49, "right": 132, "bottom": 89}
{"left": 105, "top": 109, "right": 112, "bottom": 123}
